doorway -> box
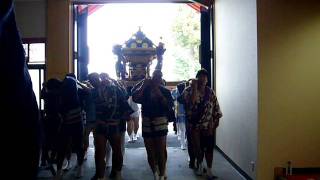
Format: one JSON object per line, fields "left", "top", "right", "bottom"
{"left": 73, "top": 1, "right": 214, "bottom": 87}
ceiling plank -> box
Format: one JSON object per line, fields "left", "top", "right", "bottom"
{"left": 73, "top": 0, "right": 198, "bottom": 4}
{"left": 188, "top": 0, "right": 211, "bottom": 7}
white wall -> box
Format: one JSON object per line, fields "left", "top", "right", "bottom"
{"left": 215, "top": 0, "right": 258, "bottom": 178}
{"left": 14, "top": 0, "right": 46, "bottom": 38}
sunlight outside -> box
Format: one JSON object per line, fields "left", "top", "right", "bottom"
{"left": 87, "top": 3, "right": 200, "bottom": 81}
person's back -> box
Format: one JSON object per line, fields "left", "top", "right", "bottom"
{"left": 41, "top": 78, "right": 62, "bottom": 137}
{"left": 175, "top": 82, "right": 187, "bottom": 116}
{"left": 54, "top": 75, "right": 85, "bottom": 179}
{"left": 60, "top": 77, "right": 80, "bottom": 111}
{"left": 131, "top": 70, "right": 172, "bottom": 180}
{"left": 59, "top": 76, "right": 83, "bottom": 125}
{"left": 140, "top": 85, "right": 172, "bottom": 118}
{"left": 83, "top": 86, "right": 96, "bottom": 123}
{"left": 1, "top": 1, "right": 40, "bottom": 179}
{"left": 42, "top": 79, "right": 61, "bottom": 116}
{"left": 172, "top": 82, "right": 187, "bottom": 150}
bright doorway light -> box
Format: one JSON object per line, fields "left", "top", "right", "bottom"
{"left": 87, "top": 3, "right": 200, "bottom": 81}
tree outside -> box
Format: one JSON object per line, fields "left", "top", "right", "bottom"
{"left": 171, "top": 5, "right": 201, "bottom": 81}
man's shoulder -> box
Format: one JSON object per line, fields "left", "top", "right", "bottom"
{"left": 160, "top": 86, "right": 172, "bottom": 96}
{"left": 160, "top": 85, "right": 170, "bottom": 91}
{"left": 205, "top": 86, "right": 216, "bottom": 96}
{"left": 108, "top": 84, "right": 118, "bottom": 90}
{"left": 184, "top": 86, "right": 192, "bottom": 92}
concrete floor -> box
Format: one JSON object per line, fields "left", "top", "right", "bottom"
{"left": 38, "top": 132, "right": 246, "bottom": 180}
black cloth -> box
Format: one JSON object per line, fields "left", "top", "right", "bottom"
{"left": 142, "top": 129, "right": 168, "bottom": 138}
{"left": 56, "top": 122, "right": 84, "bottom": 167}
{"left": 186, "top": 125, "right": 195, "bottom": 163}
{"left": 200, "top": 134, "right": 215, "bottom": 153}
{"left": 43, "top": 114, "right": 60, "bottom": 150}
{"left": 1, "top": 1, "right": 40, "bottom": 179}
{"left": 137, "top": 86, "right": 174, "bottom": 118}
{"left": 177, "top": 82, "right": 186, "bottom": 95}
{"left": 41, "top": 80, "right": 61, "bottom": 115}
{"left": 95, "top": 123, "right": 122, "bottom": 137}
{"left": 57, "top": 122, "right": 84, "bottom": 153}
{"left": 60, "top": 76, "right": 82, "bottom": 114}
{"left": 41, "top": 81, "right": 61, "bottom": 148}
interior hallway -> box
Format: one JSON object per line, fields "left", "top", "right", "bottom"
{"left": 37, "top": 132, "right": 245, "bottom": 180}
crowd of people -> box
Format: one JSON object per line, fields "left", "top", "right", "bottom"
{"left": 39, "top": 68, "right": 222, "bottom": 180}
{"left": 1, "top": 1, "right": 222, "bottom": 180}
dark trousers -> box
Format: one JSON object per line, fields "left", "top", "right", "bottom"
{"left": 186, "top": 123, "right": 195, "bottom": 165}
{"left": 41, "top": 114, "right": 60, "bottom": 165}
{"left": 56, "top": 121, "right": 84, "bottom": 170}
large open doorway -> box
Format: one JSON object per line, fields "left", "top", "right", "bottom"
{"left": 73, "top": 1, "right": 214, "bottom": 86}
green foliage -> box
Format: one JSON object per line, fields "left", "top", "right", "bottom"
{"left": 171, "top": 5, "right": 201, "bottom": 80}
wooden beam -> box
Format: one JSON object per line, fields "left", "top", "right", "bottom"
{"left": 72, "top": 0, "right": 193, "bottom": 4}
{"left": 188, "top": 0, "right": 212, "bottom": 7}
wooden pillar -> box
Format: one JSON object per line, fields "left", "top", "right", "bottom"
{"left": 47, "top": 0, "right": 73, "bottom": 80}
